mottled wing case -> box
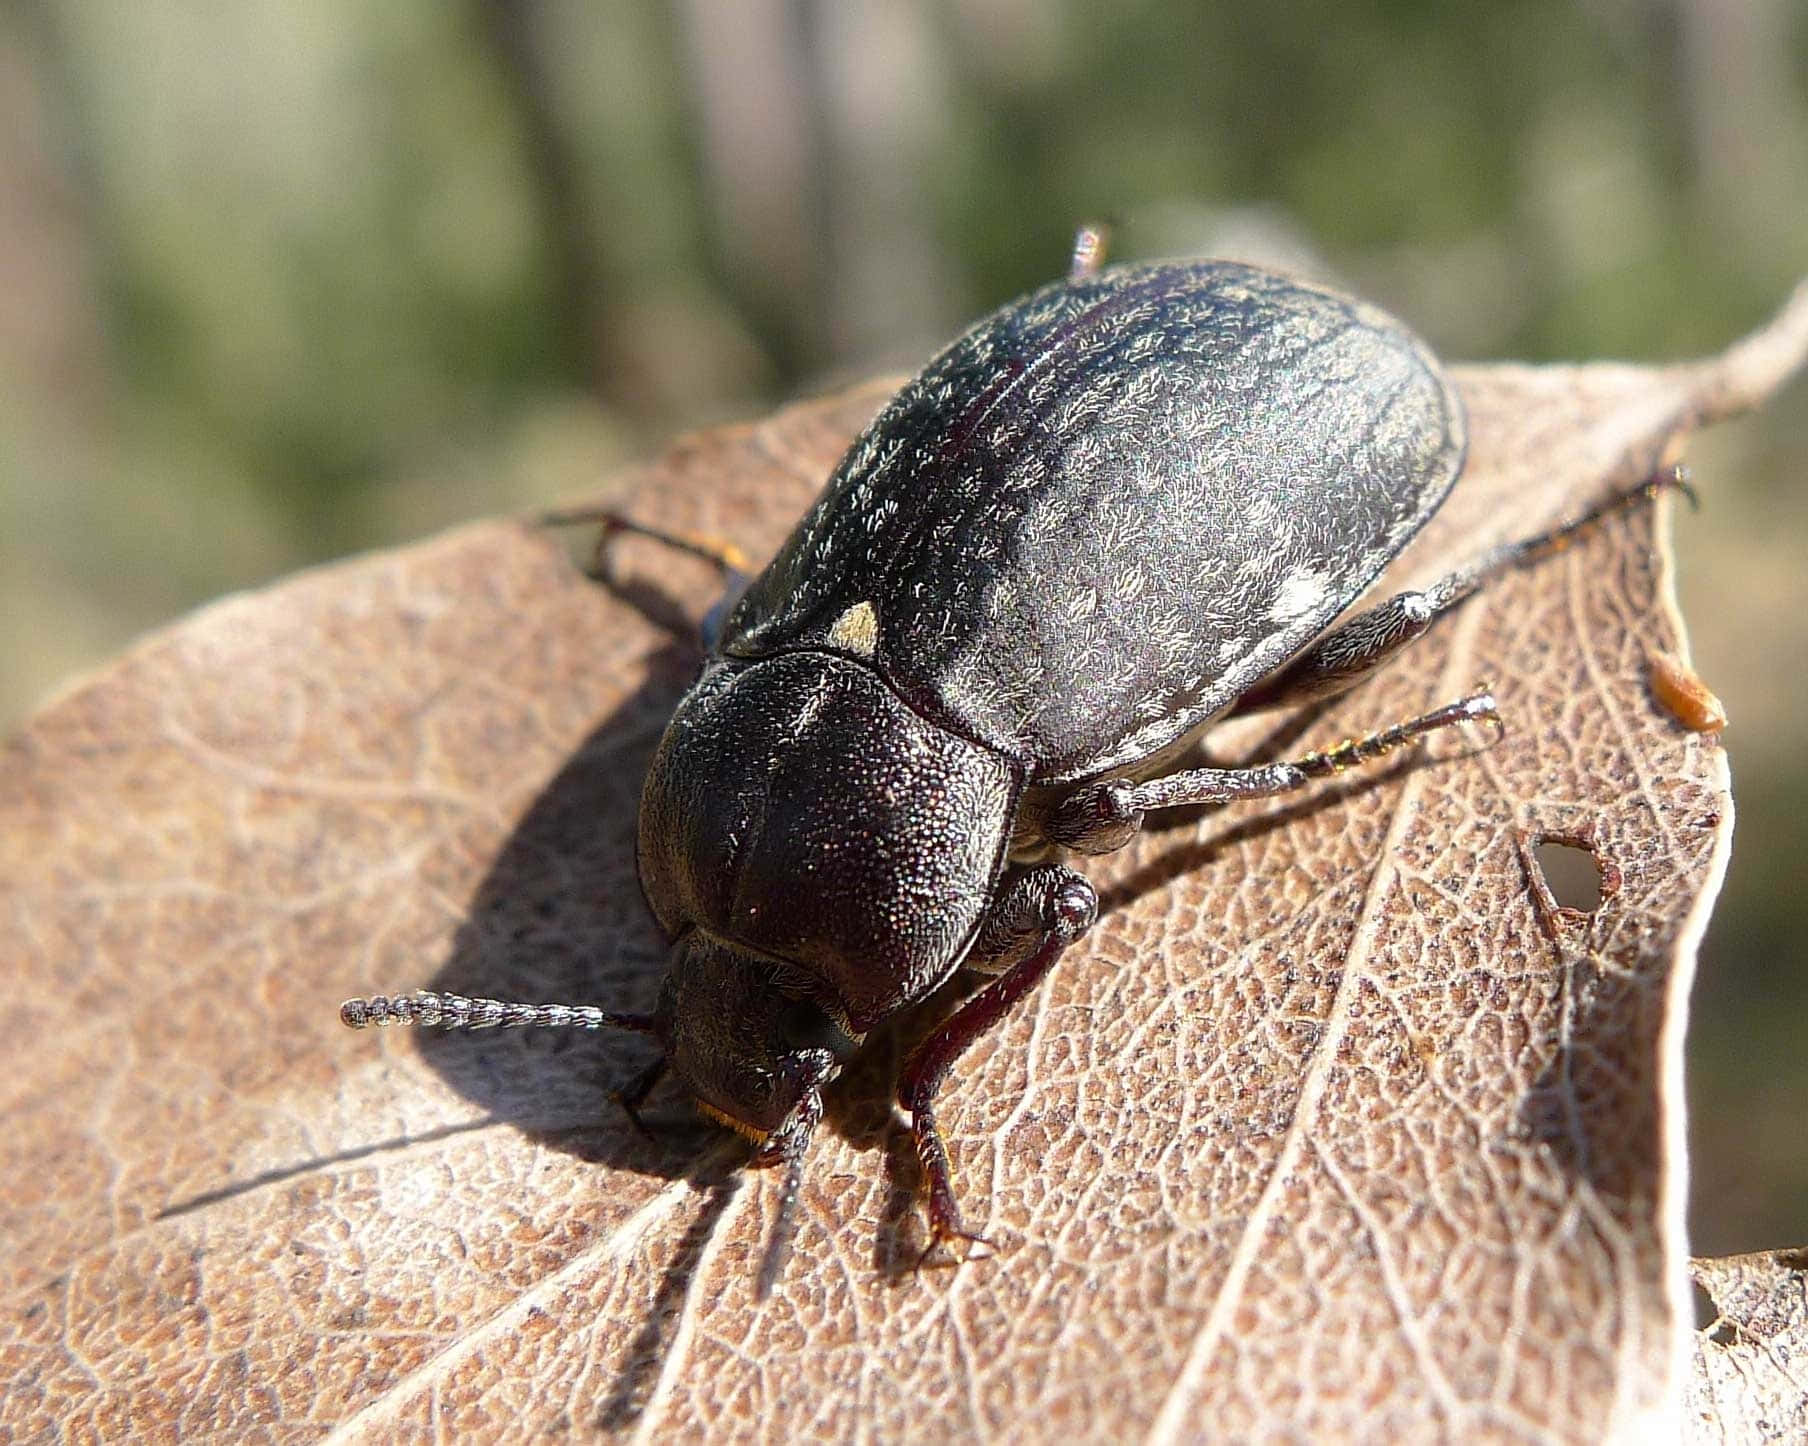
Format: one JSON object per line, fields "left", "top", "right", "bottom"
{"left": 724, "top": 261, "right": 1465, "bottom": 783}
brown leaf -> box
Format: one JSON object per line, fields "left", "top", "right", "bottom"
{"left": 1687, "top": 1249, "right": 1808, "bottom": 1443}
{"left": 5, "top": 283, "right": 1807, "bottom": 1442}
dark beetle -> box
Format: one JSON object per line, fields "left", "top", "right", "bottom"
{"left": 343, "top": 256, "right": 1661, "bottom": 1270}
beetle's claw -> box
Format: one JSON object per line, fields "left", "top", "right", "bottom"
{"left": 1653, "top": 462, "right": 1700, "bottom": 512}
{"left": 915, "top": 1232, "right": 996, "bottom": 1273}
{"left": 1464, "top": 684, "right": 1506, "bottom": 743}
{"left": 915, "top": 1213, "right": 998, "bottom": 1272}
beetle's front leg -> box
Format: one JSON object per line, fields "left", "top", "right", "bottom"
{"left": 541, "top": 505, "right": 753, "bottom": 651}
{"left": 900, "top": 864, "right": 1096, "bottom": 1261}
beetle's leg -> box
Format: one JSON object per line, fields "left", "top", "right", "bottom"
{"left": 1047, "top": 691, "right": 1501, "bottom": 852}
{"left": 540, "top": 505, "right": 753, "bottom": 650}
{"left": 1069, "top": 222, "right": 1111, "bottom": 281}
{"left": 966, "top": 865, "right": 1101, "bottom": 975}
{"left": 1232, "top": 465, "right": 1693, "bottom": 714}
{"left": 540, "top": 505, "right": 753, "bottom": 579}
{"left": 611, "top": 1053, "right": 669, "bottom": 1139}
{"left": 900, "top": 864, "right": 1097, "bottom": 1261}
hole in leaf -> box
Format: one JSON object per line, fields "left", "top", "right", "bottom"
{"left": 1691, "top": 1278, "right": 1719, "bottom": 1331}
{"left": 1532, "top": 839, "right": 1603, "bottom": 912}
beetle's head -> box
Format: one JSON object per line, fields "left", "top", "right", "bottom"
{"left": 656, "top": 930, "right": 863, "bottom": 1154}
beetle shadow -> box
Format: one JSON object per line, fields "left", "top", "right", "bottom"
{"left": 1511, "top": 931, "right": 1654, "bottom": 1207}
{"left": 594, "top": 1164, "right": 744, "bottom": 1429}
{"left": 315, "top": 621, "right": 751, "bottom": 1427}
{"left": 401, "top": 637, "right": 716, "bottom": 1184}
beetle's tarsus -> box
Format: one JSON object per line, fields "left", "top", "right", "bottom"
{"left": 915, "top": 1134, "right": 997, "bottom": 1271}
{"left": 1294, "top": 690, "right": 1501, "bottom": 780}
{"left": 916, "top": 1219, "right": 997, "bottom": 1272}
{"left": 1069, "top": 222, "right": 1111, "bottom": 281}
{"left": 900, "top": 930, "right": 1084, "bottom": 1267}
{"left": 1509, "top": 464, "right": 1694, "bottom": 568}
{"left": 541, "top": 503, "right": 748, "bottom": 568}
{"left": 610, "top": 1054, "right": 669, "bottom": 1139}
{"left": 1061, "top": 688, "right": 1502, "bottom": 829}
{"left": 1469, "top": 685, "right": 1508, "bottom": 742}
{"left": 1651, "top": 462, "right": 1698, "bottom": 511}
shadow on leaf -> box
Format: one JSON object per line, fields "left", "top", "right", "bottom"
{"left": 411, "top": 640, "right": 706, "bottom": 1183}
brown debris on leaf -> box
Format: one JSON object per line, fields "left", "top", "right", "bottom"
{"left": 3, "top": 283, "right": 1807, "bottom": 1441}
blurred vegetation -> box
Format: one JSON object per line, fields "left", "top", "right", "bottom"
{"left": 2, "top": 0, "right": 1803, "bottom": 1253}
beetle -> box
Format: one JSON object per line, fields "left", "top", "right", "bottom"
{"left": 342, "top": 246, "right": 1673, "bottom": 1275}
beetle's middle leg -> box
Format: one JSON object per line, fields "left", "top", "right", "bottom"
{"left": 1047, "top": 691, "right": 1501, "bottom": 852}
{"left": 899, "top": 864, "right": 1097, "bottom": 1260}
{"left": 1231, "top": 465, "right": 1691, "bottom": 714}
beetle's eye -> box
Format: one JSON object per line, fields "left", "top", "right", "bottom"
{"left": 780, "top": 999, "right": 861, "bottom": 1062}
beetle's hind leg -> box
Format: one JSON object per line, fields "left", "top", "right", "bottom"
{"left": 900, "top": 864, "right": 1097, "bottom": 1263}
{"left": 1231, "top": 465, "right": 1691, "bottom": 715}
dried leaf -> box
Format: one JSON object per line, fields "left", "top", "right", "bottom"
{"left": 5, "top": 284, "right": 1807, "bottom": 1442}
{"left": 1686, "top": 1249, "right": 1808, "bottom": 1443}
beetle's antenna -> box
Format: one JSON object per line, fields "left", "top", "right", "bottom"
{"left": 340, "top": 990, "right": 659, "bottom": 1035}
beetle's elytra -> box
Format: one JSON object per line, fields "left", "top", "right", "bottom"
{"left": 344, "top": 251, "right": 1670, "bottom": 1278}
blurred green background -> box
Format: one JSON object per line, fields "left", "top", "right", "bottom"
{"left": 2, "top": 1, "right": 1803, "bottom": 1253}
